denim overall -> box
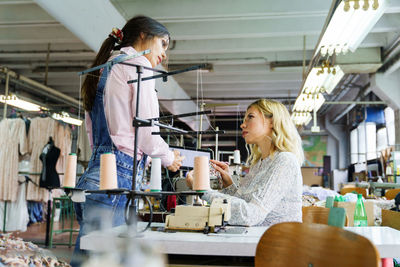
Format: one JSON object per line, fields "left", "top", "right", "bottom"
{"left": 72, "top": 55, "right": 147, "bottom": 264}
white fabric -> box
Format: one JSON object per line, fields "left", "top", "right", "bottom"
{"left": 0, "top": 119, "right": 28, "bottom": 201}
{"left": 0, "top": 181, "right": 29, "bottom": 232}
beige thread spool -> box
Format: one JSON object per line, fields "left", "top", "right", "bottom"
{"left": 193, "top": 156, "right": 210, "bottom": 192}
{"left": 150, "top": 158, "right": 162, "bottom": 192}
{"left": 100, "top": 152, "right": 118, "bottom": 190}
{"left": 63, "top": 153, "right": 77, "bottom": 188}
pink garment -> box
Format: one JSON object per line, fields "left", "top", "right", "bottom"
{"left": 86, "top": 46, "right": 173, "bottom": 167}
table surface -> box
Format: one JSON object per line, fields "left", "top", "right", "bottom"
{"left": 81, "top": 223, "right": 400, "bottom": 258}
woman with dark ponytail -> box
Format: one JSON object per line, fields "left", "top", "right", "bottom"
{"left": 72, "top": 16, "right": 184, "bottom": 266}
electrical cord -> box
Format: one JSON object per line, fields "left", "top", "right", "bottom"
{"left": 124, "top": 195, "right": 153, "bottom": 232}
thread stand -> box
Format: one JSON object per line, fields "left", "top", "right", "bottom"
{"left": 77, "top": 51, "right": 224, "bottom": 233}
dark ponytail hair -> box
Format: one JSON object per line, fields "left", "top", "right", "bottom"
{"left": 81, "top": 16, "right": 170, "bottom": 111}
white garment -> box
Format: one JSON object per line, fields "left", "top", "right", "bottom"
{"left": 0, "top": 180, "right": 29, "bottom": 232}
{"left": 202, "top": 152, "right": 303, "bottom": 226}
{"left": 0, "top": 119, "right": 28, "bottom": 201}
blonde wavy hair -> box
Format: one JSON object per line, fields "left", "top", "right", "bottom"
{"left": 246, "top": 99, "right": 304, "bottom": 166}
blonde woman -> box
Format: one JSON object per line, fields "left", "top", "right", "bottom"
{"left": 187, "top": 99, "right": 304, "bottom": 226}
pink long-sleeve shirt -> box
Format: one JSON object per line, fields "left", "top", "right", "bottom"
{"left": 85, "top": 47, "right": 174, "bottom": 167}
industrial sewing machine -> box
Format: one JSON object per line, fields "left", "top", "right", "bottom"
{"left": 165, "top": 198, "right": 231, "bottom": 233}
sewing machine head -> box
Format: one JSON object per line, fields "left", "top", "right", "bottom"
{"left": 165, "top": 198, "right": 231, "bottom": 233}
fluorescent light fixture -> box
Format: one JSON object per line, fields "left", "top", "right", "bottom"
{"left": 52, "top": 112, "right": 82, "bottom": 126}
{"left": 291, "top": 112, "right": 312, "bottom": 126}
{"left": 0, "top": 94, "right": 43, "bottom": 111}
{"left": 317, "top": 0, "right": 387, "bottom": 56}
{"left": 302, "top": 66, "right": 345, "bottom": 94}
{"left": 293, "top": 93, "right": 325, "bottom": 113}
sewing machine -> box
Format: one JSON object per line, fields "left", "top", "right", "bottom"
{"left": 165, "top": 198, "right": 231, "bottom": 233}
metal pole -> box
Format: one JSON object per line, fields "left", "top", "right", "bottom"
{"left": 44, "top": 43, "right": 50, "bottom": 86}
{"left": 215, "top": 126, "right": 219, "bottom": 161}
{"left": 302, "top": 35, "right": 306, "bottom": 81}
{"left": 198, "top": 103, "right": 204, "bottom": 149}
{"left": 128, "top": 66, "right": 143, "bottom": 226}
{"left": 313, "top": 94, "right": 317, "bottom": 129}
{"left": 3, "top": 71, "right": 9, "bottom": 119}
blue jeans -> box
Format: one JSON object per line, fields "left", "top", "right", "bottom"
{"left": 71, "top": 151, "right": 146, "bottom": 267}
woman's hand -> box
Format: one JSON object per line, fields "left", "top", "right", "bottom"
{"left": 185, "top": 170, "right": 194, "bottom": 189}
{"left": 167, "top": 150, "right": 184, "bottom": 172}
{"left": 210, "top": 159, "right": 233, "bottom": 188}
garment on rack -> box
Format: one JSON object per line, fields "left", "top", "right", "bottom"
{"left": 0, "top": 119, "right": 28, "bottom": 201}
{"left": 77, "top": 120, "right": 92, "bottom": 162}
{"left": 39, "top": 137, "right": 61, "bottom": 189}
{"left": 27, "top": 117, "right": 57, "bottom": 201}
{"left": 53, "top": 124, "right": 72, "bottom": 199}
{"left": 55, "top": 123, "right": 72, "bottom": 194}
{"left": 26, "top": 117, "right": 72, "bottom": 201}
{"left": 0, "top": 178, "right": 29, "bottom": 232}
{"left": 27, "top": 201, "right": 43, "bottom": 225}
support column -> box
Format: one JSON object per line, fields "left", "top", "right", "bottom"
{"left": 395, "top": 109, "right": 400, "bottom": 150}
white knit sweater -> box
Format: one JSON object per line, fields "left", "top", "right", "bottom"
{"left": 202, "top": 151, "right": 303, "bottom": 226}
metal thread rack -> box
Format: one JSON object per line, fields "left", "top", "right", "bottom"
{"left": 77, "top": 50, "right": 224, "bottom": 230}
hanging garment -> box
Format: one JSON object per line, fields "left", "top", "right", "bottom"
{"left": 77, "top": 120, "right": 92, "bottom": 162}
{"left": 27, "top": 117, "right": 57, "bottom": 202}
{"left": 27, "top": 117, "right": 73, "bottom": 201}
{"left": 27, "top": 201, "right": 43, "bottom": 225}
{"left": 0, "top": 119, "right": 28, "bottom": 201}
{"left": 0, "top": 178, "right": 30, "bottom": 232}
{"left": 54, "top": 123, "right": 72, "bottom": 198}
{"left": 39, "top": 137, "right": 61, "bottom": 189}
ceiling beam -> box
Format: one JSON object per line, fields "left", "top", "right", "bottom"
{"left": 0, "top": 2, "right": 54, "bottom": 23}
{"left": 168, "top": 33, "right": 388, "bottom": 56}
{"left": 111, "top": 0, "right": 331, "bottom": 21}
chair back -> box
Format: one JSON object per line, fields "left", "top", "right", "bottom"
{"left": 302, "top": 206, "right": 348, "bottom": 227}
{"left": 302, "top": 206, "right": 329, "bottom": 224}
{"left": 340, "top": 187, "right": 367, "bottom": 198}
{"left": 385, "top": 188, "right": 400, "bottom": 200}
{"left": 255, "top": 222, "right": 380, "bottom": 267}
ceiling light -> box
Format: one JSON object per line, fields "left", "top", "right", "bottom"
{"left": 291, "top": 112, "right": 312, "bottom": 126}
{"left": 317, "top": 0, "right": 387, "bottom": 56}
{"left": 0, "top": 94, "right": 43, "bottom": 112}
{"left": 302, "top": 66, "right": 345, "bottom": 94}
{"left": 293, "top": 93, "right": 325, "bottom": 113}
{"left": 52, "top": 112, "right": 82, "bottom": 126}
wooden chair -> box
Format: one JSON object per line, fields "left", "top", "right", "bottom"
{"left": 302, "top": 206, "right": 348, "bottom": 227}
{"left": 340, "top": 187, "right": 367, "bottom": 198}
{"left": 255, "top": 222, "right": 380, "bottom": 267}
{"left": 385, "top": 188, "right": 400, "bottom": 200}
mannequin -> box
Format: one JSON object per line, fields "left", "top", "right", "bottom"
{"left": 39, "top": 137, "right": 60, "bottom": 189}
{"left": 39, "top": 136, "right": 61, "bottom": 247}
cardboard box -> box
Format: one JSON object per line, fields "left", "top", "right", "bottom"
{"left": 382, "top": 209, "right": 400, "bottom": 231}
{"left": 301, "top": 167, "right": 323, "bottom": 186}
{"left": 352, "top": 172, "right": 367, "bottom": 182}
{"left": 334, "top": 200, "right": 374, "bottom": 226}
